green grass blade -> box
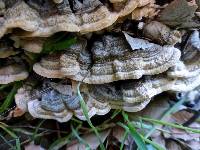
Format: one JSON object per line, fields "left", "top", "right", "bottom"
{"left": 120, "top": 130, "right": 128, "bottom": 150}
{"left": 77, "top": 82, "right": 105, "bottom": 150}
{"left": 0, "top": 123, "right": 20, "bottom": 150}
{"left": 145, "top": 96, "right": 186, "bottom": 138}
{"left": 122, "top": 111, "right": 147, "bottom": 150}
{"left": 0, "top": 82, "right": 21, "bottom": 113}
{"left": 71, "top": 124, "right": 91, "bottom": 150}
{"left": 0, "top": 123, "right": 17, "bottom": 139}
{"left": 126, "top": 124, "right": 147, "bottom": 150}
{"left": 130, "top": 121, "right": 170, "bottom": 134}
{"left": 51, "top": 38, "right": 76, "bottom": 51}
{"left": 46, "top": 32, "right": 67, "bottom": 44}
{"left": 49, "top": 125, "right": 81, "bottom": 150}
{"left": 118, "top": 122, "right": 164, "bottom": 150}
{"left": 141, "top": 136, "right": 165, "bottom": 150}
{"left": 49, "top": 133, "right": 72, "bottom": 150}
{"left": 71, "top": 118, "right": 83, "bottom": 124}
{"left": 141, "top": 117, "right": 200, "bottom": 134}
{"left": 0, "top": 84, "right": 11, "bottom": 91}
{"left": 118, "top": 122, "right": 147, "bottom": 150}
{"left": 122, "top": 111, "right": 164, "bottom": 150}
{"left": 31, "top": 120, "right": 46, "bottom": 141}
{"left": 42, "top": 33, "right": 66, "bottom": 52}
{"left": 42, "top": 36, "right": 76, "bottom": 54}
{"left": 110, "top": 110, "right": 121, "bottom": 119}
{"left": 15, "top": 138, "right": 21, "bottom": 150}
{"left": 0, "top": 133, "right": 15, "bottom": 149}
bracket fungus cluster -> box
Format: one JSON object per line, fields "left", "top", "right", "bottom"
{"left": 14, "top": 29, "right": 200, "bottom": 122}
{"left": 15, "top": 81, "right": 110, "bottom": 122}
{"left": 0, "top": 64, "right": 28, "bottom": 84}
{"left": 0, "top": 0, "right": 199, "bottom": 122}
{"left": 33, "top": 35, "right": 181, "bottom": 84}
{"left": 0, "top": 39, "right": 28, "bottom": 84}
{"left": 168, "top": 30, "right": 200, "bottom": 78}
{"left": 0, "top": 0, "right": 155, "bottom": 38}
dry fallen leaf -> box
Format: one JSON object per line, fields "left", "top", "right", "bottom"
{"left": 151, "top": 134, "right": 166, "bottom": 148}
{"left": 66, "top": 130, "right": 110, "bottom": 150}
{"left": 168, "top": 127, "right": 200, "bottom": 141}
{"left": 112, "top": 126, "right": 128, "bottom": 145}
{"left": 6, "top": 107, "right": 25, "bottom": 120}
{"left": 158, "top": 0, "right": 200, "bottom": 28}
{"left": 166, "top": 140, "right": 183, "bottom": 150}
{"left": 127, "top": 96, "right": 170, "bottom": 137}
{"left": 128, "top": 96, "right": 170, "bottom": 121}
{"left": 186, "top": 140, "right": 200, "bottom": 150}
{"left": 132, "top": 4, "right": 158, "bottom": 20}
{"left": 123, "top": 32, "right": 155, "bottom": 50}
{"left": 143, "top": 21, "right": 181, "bottom": 45}
{"left": 162, "top": 109, "right": 200, "bottom": 148}
{"left": 12, "top": 107, "right": 26, "bottom": 117}
{"left": 170, "top": 110, "right": 194, "bottom": 124}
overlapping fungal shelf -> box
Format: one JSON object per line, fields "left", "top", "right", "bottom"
{"left": 0, "top": 0, "right": 199, "bottom": 122}
{"left": 33, "top": 35, "right": 181, "bottom": 83}
{"left": 15, "top": 81, "right": 111, "bottom": 122}
{"left": 0, "top": 0, "right": 155, "bottom": 37}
